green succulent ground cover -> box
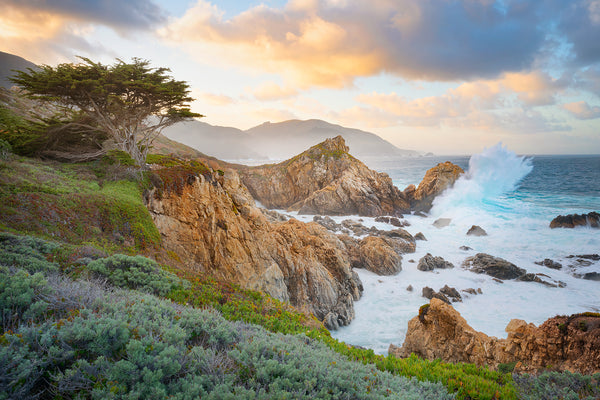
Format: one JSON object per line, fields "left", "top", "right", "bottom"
{"left": 0, "top": 154, "right": 598, "bottom": 399}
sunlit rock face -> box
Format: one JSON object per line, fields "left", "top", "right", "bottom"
{"left": 390, "top": 298, "right": 600, "bottom": 374}
{"left": 403, "top": 161, "right": 464, "bottom": 212}
{"left": 145, "top": 165, "right": 362, "bottom": 329}
{"left": 237, "top": 136, "right": 410, "bottom": 217}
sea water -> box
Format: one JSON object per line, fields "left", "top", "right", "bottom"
{"left": 291, "top": 144, "right": 600, "bottom": 354}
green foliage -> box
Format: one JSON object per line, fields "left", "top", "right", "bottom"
{"left": 419, "top": 303, "right": 430, "bottom": 323}
{"left": 0, "top": 231, "right": 59, "bottom": 273}
{"left": 514, "top": 370, "right": 600, "bottom": 400}
{"left": 10, "top": 57, "right": 202, "bottom": 166}
{"left": 0, "top": 157, "right": 160, "bottom": 250}
{"left": 0, "top": 138, "right": 11, "bottom": 160}
{"left": 87, "top": 254, "right": 188, "bottom": 296}
{"left": 149, "top": 160, "right": 211, "bottom": 198}
{"left": 0, "top": 268, "right": 51, "bottom": 332}
{"left": 104, "top": 149, "right": 137, "bottom": 166}
{"left": 498, "top": 361, "right": 517, "bottom": 375}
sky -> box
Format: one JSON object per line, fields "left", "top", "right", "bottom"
{"left": 0, "top": 0, "right": 599, "bottom": 155}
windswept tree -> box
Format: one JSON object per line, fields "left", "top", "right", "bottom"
{"left": 10, "top": 57, "right": 201, "bottom": 166}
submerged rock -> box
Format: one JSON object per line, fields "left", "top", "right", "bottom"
{"left": 534, "top": 258, "right": 562, "bottom": 270}
{"left": 433, "top": 218, "right": 452, "bottom": 228}
{"left": 550, "top": 211, "right": 600, "bottom": 228}
{"left": 389, "top": 298, "right": 600, "bottom": 374}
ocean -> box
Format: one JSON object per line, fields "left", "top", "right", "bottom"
{"left": 289, "top": 144, "right": 600, "bottom": 354}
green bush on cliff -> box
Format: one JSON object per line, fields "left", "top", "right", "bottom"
{"left": 0, "top": 231, "right": 59, "bottom": 273}
{"left": 87, "top": 254, "right": 188, "bottom": 296}
{"left": 513, "top": 370, "right": 600, "bottom": 400}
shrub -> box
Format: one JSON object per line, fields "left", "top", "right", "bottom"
{"left": 86, "top": 254, "right": 188, "bottom": 296}
{"left": 514, "top": 370, "right": 600, "bottom": 399}
{"left": 0, "top": 268, "right": 51, "bottom": 332}
{"left": 0, "top": 138, "right": 11, "bottom": 160}
{"left": 0, "top": 232, "right": 59, "bottom": 273}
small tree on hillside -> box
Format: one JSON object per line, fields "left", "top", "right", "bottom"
{"left": 10, "top": 57, "right": 202, "bottom": 167}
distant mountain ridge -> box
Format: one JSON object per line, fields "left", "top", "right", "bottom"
{"left": 0, "top": 51, "right": 37, "bottom": 89}
{"left": 164, "top": 119, "right": 420, "bottom": 161}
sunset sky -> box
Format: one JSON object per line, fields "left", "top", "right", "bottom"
{"left": 1, "top": 0, "right": 599, "bottom": 155}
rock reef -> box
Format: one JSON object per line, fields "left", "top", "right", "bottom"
{"left": 390, "top": 298, "right": 600, "bottom": 374}
{"left": 550, "top": 211, "right": 600, "bottom": 228}
{"left": 403, "top": 161, "right": 464, "bottom": 212}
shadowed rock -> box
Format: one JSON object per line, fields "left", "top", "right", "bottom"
{"left": 403, "top": 161, "right": 464, "bottom": 212}
{"left": 463, "top": 253, "right": 525, "bottom": 280}
{"left": 550, "top": 212, "right": 600, "bottom": 228}
{"left": 466, "top": 225, "right": 487, "bottom": 236}
{"left": 417, "top": 253, "right": 454, "bottom": 271}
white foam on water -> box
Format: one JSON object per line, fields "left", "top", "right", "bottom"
{"left": 325, "top": 144, "right": 600, "bottom": 354}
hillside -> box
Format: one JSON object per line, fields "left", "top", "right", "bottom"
{"left": 163, "top": 118, "right": 419, "bottom": 161}
{"left": 0, "top": 51, "right": 37, "bottom": 89}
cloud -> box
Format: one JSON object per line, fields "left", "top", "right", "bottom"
{"left": 563, "top": 101, "right": 600, "bottom": 119}
{"left": 252, "top": 82, "right": 298, "bottom": 101}
{"left": 351, "top": 70, "right": 571, "bottom": 131}
{"left": 197, "top": 92, "right": 236, "bottom": 106}
{"left": 0, "top": 0, "right": 165, "bottom": 63}
{"left": 0, "top": 0, "right": 166, "bottom": 31}
{"left": 163, "top": 0, "right": 546, "bottom": 88}
{"left": 557, "top": 0, "right": 600, "bottom": 65}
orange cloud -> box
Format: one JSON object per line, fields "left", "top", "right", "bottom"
{"left": 563, "top": 101, "right": 600, "bottom": 119}
{"left": 252, "top": 82, "right": 298, "bottom": 101}
{"left": 162, "top": 0, "right": 544, "bottom": 88}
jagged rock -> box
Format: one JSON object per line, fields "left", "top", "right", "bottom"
{"left": 433, "top": 218, "right": 451, "bottom": 228}
{"left": 417, "top": 253, "right": 454, "bottom": 271}
{"left": 461, "top": 288, "right": 482, "bottom": 295}
{"left": 237, "top": 136, "right": 410, "bottom": 216}
{"left": 534, "top": 258, "right": 562, "bottom": 270}
{"left": 339, "top": 233, "right": 413, "bottom": 276}
{"left": 466, "top": 225, "right": 487, "bottom": 236}
{"left": 313, "top": 215, "right": 340, "bottom": 232}
{"left": 414, "top": 232, "right": 427, "bottom": 241}
{"left": 550, "top": 212, "right": 600, "bottom": 228}
{"left": 146, "top": 166, "right": 363, "bottom": 329}
{"left": 406, "top": 285, "right": 414, "bottom": 292}
{"left": 459, "top": 246, "right": 473, "bottom": 251}
{"left": 389, "top": 298, "right": 600, "bottom": 374}
{"left": 375, "top": 216, "right": 404, "bottom": 226}
{"left": 261, "top": 208, "right": 288, "bottom": 222}
{"left": 579, "top": 272, "right": 600, "bottom": 281}
{"left": 568, "top": 254, "right": 600, "bottom": 261}
{"left": 405, "top": 161, "right": 464, "bottom": 212}
{"left": 463, "top": 253, "right": 526, "bottom": 280}
{"left": 517, "top": 273, "right": 564, "bottom": 287}
{"left": 422, "top": 286, "right": 451, "bottom": 304}
{"left": 439, "top": 285, "right": 462, "bottom": 302}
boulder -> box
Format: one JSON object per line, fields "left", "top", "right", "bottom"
{"left": 459, "top": 246, "right": 473, "bottom": 251}
{"left": 375, "top": 216, "right": 404, "bottom": 226}
{"left": 439, "top": 285, "right": 462, "bottom": 302}
{"left": 550, "top": 212, "right": 600, "bottom": 228}
{"left": 414, "top": 232, "right": 427, "bottom": 241}
{"left": 463, "top": 253, "right": 526, "bottom": 280}
{"left": 534, "top": 258, "right": 562, "bottom": 270}
{"left": 146, "top": 165, "right": 363, "bottom": 329}
{"left": 237, "top": 136, "right": 410, "bottom": 216}
{"left": 422, "top": 286, "right": 450, "bottom": 304}
{"left": 389, "top": 299, "right": 600, "bottom": 374}
{"left": 417, "top": 253, "right": 455, "bottom": 271}
{"left": 339, "top": 233, "right": 414, "bottom": 276}
{"left": 433, "top": 218, "right": 452, "bottom": 228}
{"left": 466, "top": 225, "right": 487, "bottom": 236}
{"left": 405, "top": 161, "right": 464, "bottom": 212}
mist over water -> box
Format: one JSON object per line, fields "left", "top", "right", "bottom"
{"left": 292, "top": 146, "right": 600, "bottom": 354}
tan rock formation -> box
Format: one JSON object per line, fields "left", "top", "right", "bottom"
{"left": 237, "top": 136, "right": 410, "bottom": 216}
{"left": 389, "top": 298, "right": 600, "bottom": 374}
{"left": 405, "top": 161, "right": 464, "bottom": 212}
{"left": 146, "top": 165, "right": 362, "bottom": 329}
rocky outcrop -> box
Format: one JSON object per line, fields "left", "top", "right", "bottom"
{"left": 237, "top": 136, "right": 410, "bottom": 216}
{"left": 466, "top": 225, "right": 487, "bottom": 236}
{"left": 550, "top": 212, "right": 600, "bottom": 228}
{"left": 463, "top": 253, "right": 565, "bottom": 287}
{"left": 417, "top": 253, "right": 454, "bottom": 271}
{"left": 389, "top": 298, "right": 600, "bottom": 374}
{"left": 403, "top": 161, "right": 464, "bottom": 212}
{"left": 463, "top": 253, "right": 526, "bottom": 280}
{"left": 535, "top": 258, "right": 562, "bottom": 270}
{"left": 146, "top": 164, "right": 363, "bottom": 329}
{"left": 339, "top": 232, "right": 415, "bottom": 276}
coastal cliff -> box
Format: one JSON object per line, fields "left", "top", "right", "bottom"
{"left": 237, "top": 136, "right": 410, "bottom": 216}
{"left": 390, "top": 298, "right": 600, "bottom": 374}
{"left": 145, "top": 162, "right": 363, "bottom": 329}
